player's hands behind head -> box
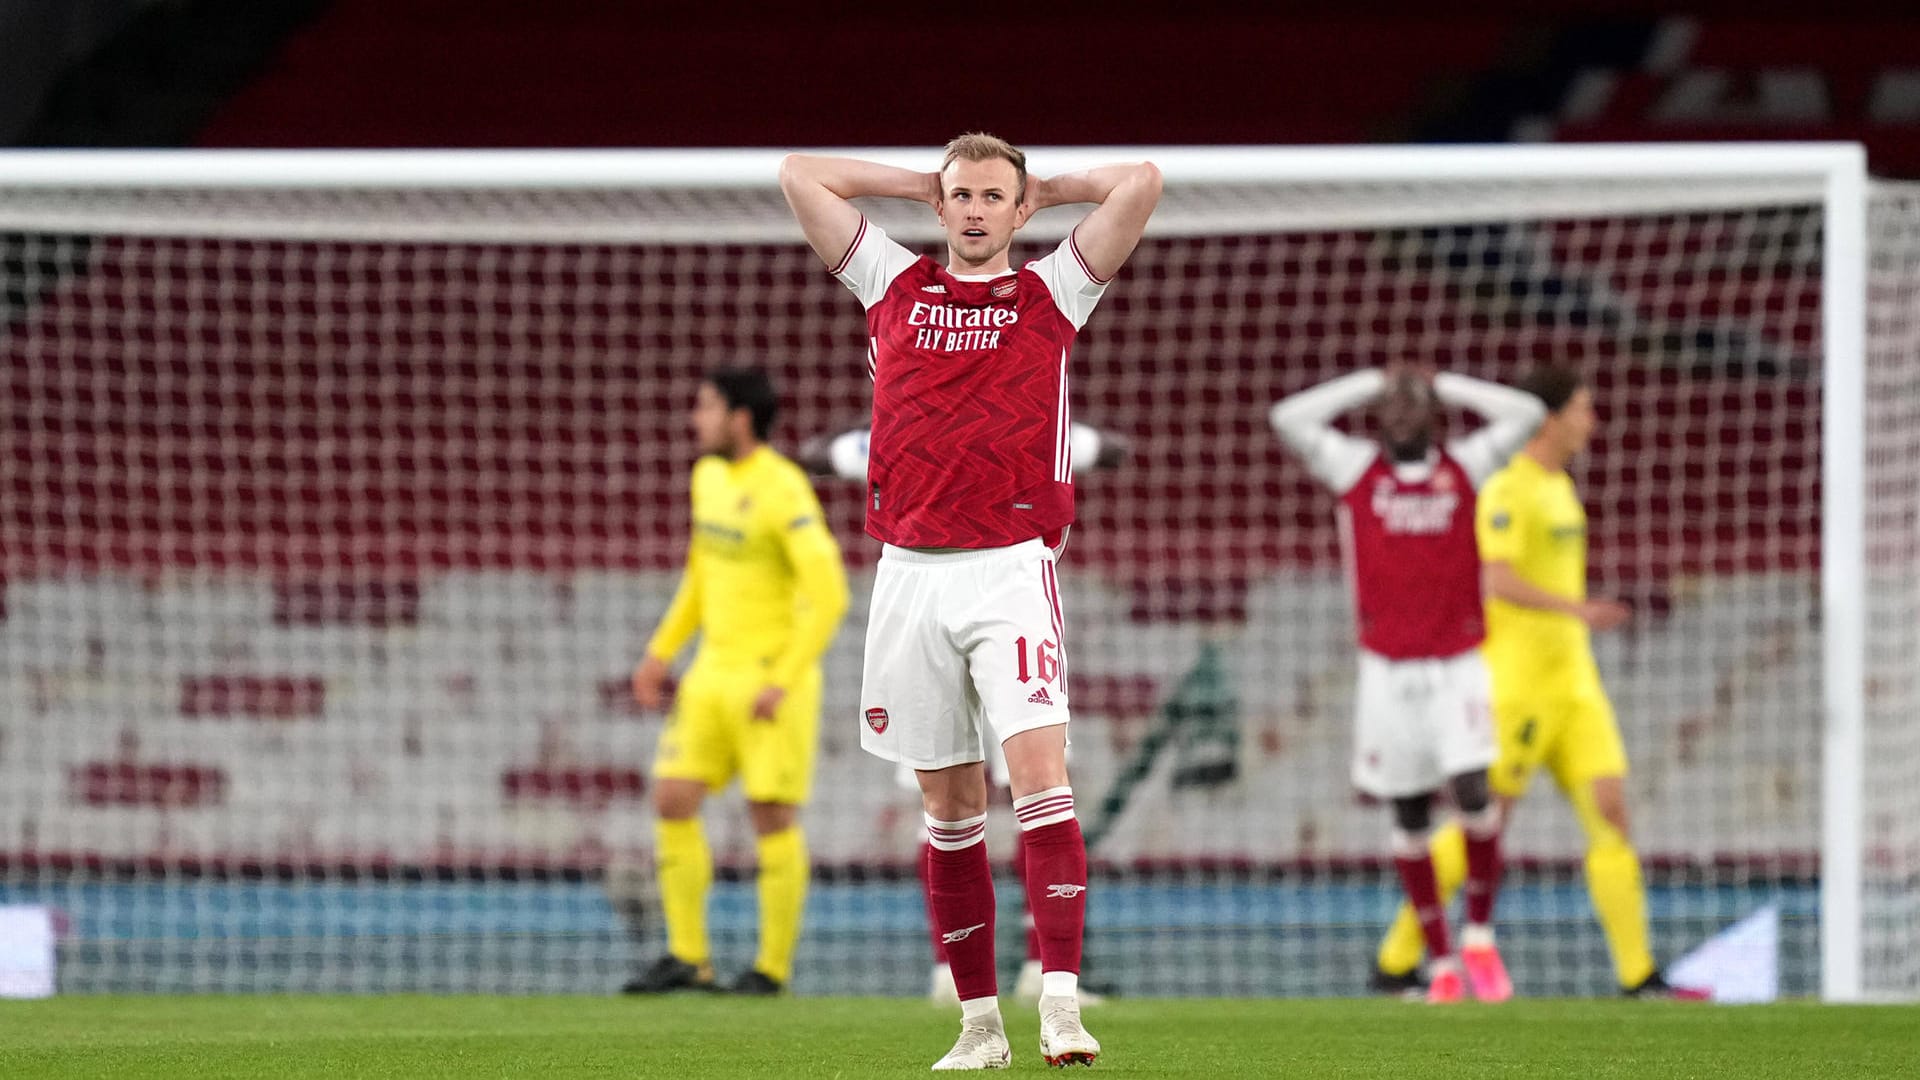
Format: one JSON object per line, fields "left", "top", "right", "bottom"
{"left": 1023, "top": 175, "right": 1051, "bottom": 213}
{"left": 1383, "top": 358, "right": 1435, "bottom": 388}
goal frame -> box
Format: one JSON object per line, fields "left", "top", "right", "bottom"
{"left": 0, "top": 141, "right": 1871, "bottom": 1001}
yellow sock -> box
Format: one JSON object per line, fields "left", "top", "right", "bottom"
{"left": 752, "top": 826, "right": 808, "bottom": 984}
{"left": 1585, "top": 839, "right": 1654, "bottom": 988}
{"left": 656, "top": 817, "right": 712, "bottom": 966}
{"left": 1569, "top": 789, "right": 1655, "bottom": 988}
{"left": 1376, "top": 822, "right": 1467, "bottom": 975}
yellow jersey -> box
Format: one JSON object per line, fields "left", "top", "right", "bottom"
{"left": 644, "top": 446, "right": 849, "bottom": 688}
{"left": 1475, "top": 451, "right": 1597, "bottom": 686}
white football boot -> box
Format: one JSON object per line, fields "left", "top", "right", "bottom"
{"left": 1037, "top": 995, "right": 1100, "bottom": 1067}
{"left": 930, "top": 1014, "right": 1012, "bottom": 1071}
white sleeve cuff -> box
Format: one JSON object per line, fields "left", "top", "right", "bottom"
{"left": 832, "top": 219, "right": 919, "bottom": 309}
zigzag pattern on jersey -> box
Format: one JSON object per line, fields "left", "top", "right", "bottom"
{"left": 1339, "top": 451, "right": 1484, "bottom": 660}
{"left": 864, "top": 258, "right": 1079, "bottom": 549}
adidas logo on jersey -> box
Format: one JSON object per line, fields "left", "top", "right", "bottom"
{"left": 921, "top": 284, "right": 947, "bottom": 293}
{"left": 1027, "top": 688, "right": 1054, "bottom": 706}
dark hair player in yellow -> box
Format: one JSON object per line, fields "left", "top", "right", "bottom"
{"left": 625, "top": 368, "right": 849, "bottom": 996}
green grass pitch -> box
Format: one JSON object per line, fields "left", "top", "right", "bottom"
{"left": 4, "top": 996, "right": 1915, "bottom": 1078}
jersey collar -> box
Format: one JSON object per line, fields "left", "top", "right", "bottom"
{"left": 935, "top": 261, "right": 1020, "bottom": 305}
{"left": 726, "top": 444, "right": 770, "bottom": 474}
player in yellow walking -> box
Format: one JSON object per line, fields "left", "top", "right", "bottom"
{"left": 624, "top": 368, "right": 850, "bottom": 996}
{"left": 1372, "top": 365, "right": 1700, "bottom": 998}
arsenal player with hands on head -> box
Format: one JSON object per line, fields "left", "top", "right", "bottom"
{"left": 1373, "top": 365, "right": 1703, "bottom": 1000}
{"left": 1270, "top": 361, "right": 1544, "bottom": 1004}
{"left": 797, "top": 418, "right": 1129, "bottom": 1009}
{"left": 781, "top": 134, "right": 1159, "bottom": 1070}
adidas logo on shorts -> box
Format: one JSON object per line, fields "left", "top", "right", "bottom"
{"left": 1027, "top": 687, "right": 1054, "bottom": 706}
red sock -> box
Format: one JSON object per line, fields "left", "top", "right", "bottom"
{"left": 919, "top": 842, "right": 947, "bottom": 964}
{"left": 1014, "top": 787, "right": 1085, "bottom": 976}
{"left": 1393, "top": 833, "right": 1453, "bottom": 961}
{"left": 925, "top": 815, "right": 996, "bottom": 1001}
{"left": 1462, "top": 810, "right": 1503, "bottom": 928}
{"left": 1013, "top": 828, "right": 1041, "bottom": 961}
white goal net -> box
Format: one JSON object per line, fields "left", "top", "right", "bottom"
{"left": 0, "top": 148, "right": 1911, "bottom": 1000}
{"left": 1863, "top": 181, "right": 1920, "bottom": 1000}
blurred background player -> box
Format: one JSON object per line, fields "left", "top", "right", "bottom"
{"left": 1372, "top": 364, "right": 1702, "bottom": 999}
{"left": 1271, "top": 362, "right": 1543, "bottom": 1004}
{"left": 781, "top": 134, "right": 1160, "bottom": 1069}
{"left": 624, "top": 368, "right": 850, "bottom": 996}
{"left": 798, "top": 421, "right": 1128, "bottom": 1007}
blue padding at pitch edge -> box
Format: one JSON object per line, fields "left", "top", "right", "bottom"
{"left": 0, "top": 880, "right": 1817, "bottom": 942}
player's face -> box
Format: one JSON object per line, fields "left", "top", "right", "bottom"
{"left": 1377, "top": 380, "right": 1435, "bottom": 461}
{"left": 1555, "top": 386, "right": 1598, "bottom": 456}
{"left": 938, "top": 157, "right": 1031, "bottom": 270}
{"left": 692, "top": 382, "right": 736, "bottom": 457}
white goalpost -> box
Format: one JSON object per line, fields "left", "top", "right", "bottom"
{"left": 0, "top": 144, "right": 1909, "bottom": 1001}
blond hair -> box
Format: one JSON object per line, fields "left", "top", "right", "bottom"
{"left": 940, "top": 132, "right": 1027, "bottom": 202}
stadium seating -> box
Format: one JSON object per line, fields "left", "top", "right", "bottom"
{"left": 0, "top": 197, "right": 1822, "bottom": 875}
{"left": 1549, "top": 19, "right": 1920, "bottom": 176}
{"left": 0, "top": 565, "right": 1820, "bottom": 871}
{"left": 194, "top": 3, "right": 1510, "bottom": 148}
{"left": 0, "top": 7, "right": 1866, "bottom": 1001}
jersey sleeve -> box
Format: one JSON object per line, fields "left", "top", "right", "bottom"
{"left": 766, "top": 471, "right": 850, "bottom": 688}
{"left": 831, "top": 217, "right": 920, "bottom": 309}
{"left": 1028, "top": 229, "right": 1111, "bottom": 330}
{"left": 1268, "top": 369, "right": 1386, "bottom": 494}
{"left": 1438, "top": 373, "right": 1547, "bottom": 488}
{"left": 1475, "top": 469, "right": 1528, "bottom": 565}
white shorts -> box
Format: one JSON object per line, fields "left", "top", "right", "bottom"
{"left": 861, "top": 539, "right": 1070, "bottom": 771}
{"left": 894, "top": 734, "right": 1009, "bottom": 791}
{"left": 1352, "top": 648, "right": 1496, "bottom": 799}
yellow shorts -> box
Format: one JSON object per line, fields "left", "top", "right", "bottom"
{"left": 652, "top": 657, "right": 820, "bottom": 806}
{"left": 1490, "top": 683, "right": 1628, "bottom": 799}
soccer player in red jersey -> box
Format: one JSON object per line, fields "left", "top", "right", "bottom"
{"left": 782, "top": 134, "right": 1159, "bottom": 1069}
{"left": 1270, "top": 363, "right": 1544, "bottom": 1003}
{"left": 798, "top": 421, "right": 1129, "bottom": 1008}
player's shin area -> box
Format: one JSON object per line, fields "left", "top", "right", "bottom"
{"left": 917, "top": 726, "right": 1072, "bottom": 818}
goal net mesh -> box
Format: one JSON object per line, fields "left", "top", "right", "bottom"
{"left": 1864, "top": 182, "right": 1920, "bottom": 1000}
{"left": 0, "top": 162, "right": 1911, "bottom": 998}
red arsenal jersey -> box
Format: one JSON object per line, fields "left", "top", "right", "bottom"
{"left": 1338, "top": 452, "right": 1486, "bottom": 660}
{"left": 832, "top": 218, "right": 1108, "bottom": 549}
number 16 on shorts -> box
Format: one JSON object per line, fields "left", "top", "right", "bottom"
{"left": 1014, "top": 635, "right": 1061, "bottom": 692}
{"left": 857, "top": 540, "right": 1074, "bottom": 770}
